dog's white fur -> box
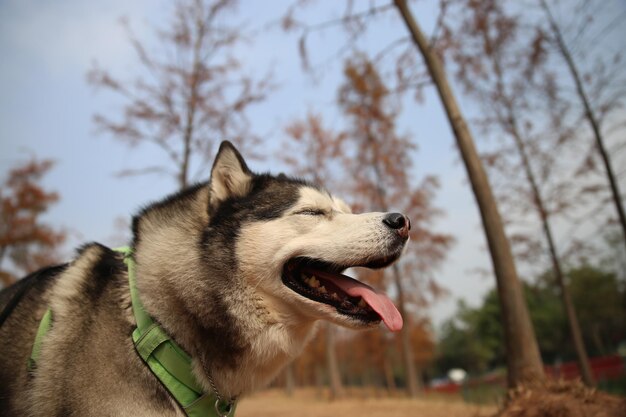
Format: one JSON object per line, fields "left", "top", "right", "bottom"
{"left": 221, "top": 187, "right": 401, "bottom": 396}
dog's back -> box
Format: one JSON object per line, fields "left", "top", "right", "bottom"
{"left": 0, "top": 245, "right": 181, "bottom": 417}
{"left": 0, "top": 264, "right": 64, "bottom": 416}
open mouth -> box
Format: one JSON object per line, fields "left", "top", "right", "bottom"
{"left": 281, "top": 257, "right": 403, "bottom": 332}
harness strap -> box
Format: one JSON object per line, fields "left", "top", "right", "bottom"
{"left": 27, "top": 308, "right": 52, "bottom": 371}
{"left": 117, "top": 247, "right": 236, "bottom": 417}
{"left": 133, "top": 323, "right": 203, "bottom": 397}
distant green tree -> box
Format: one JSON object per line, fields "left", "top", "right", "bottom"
{"left": 524, "top": 280, "right": 568, "bottom": 364}
{"left": 568, "top": 266, "right": 625, "bottom": 356}
{"left": 436, "top": 264, "right": 626, "bottom": 375}
{"left": 535, "top": 265, "right": 626, "bottom": 359}
{"left": 436, "top": 301, "right": 497, "bottom": 375}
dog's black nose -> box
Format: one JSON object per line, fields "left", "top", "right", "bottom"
{"left": 383, "top": 213, "right": 411, "bottom": 238}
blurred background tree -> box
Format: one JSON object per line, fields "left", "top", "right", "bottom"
{"left": 0, "top": 159, "right": 66, "bottom": 288}
{"left": 87, "top": 0, "right": 272, "bottom": 189}
{"left": 438, "top": 0, "right": 602, "bottom": 386}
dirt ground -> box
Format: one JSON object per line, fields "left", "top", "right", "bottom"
{"left": 236, "top": 389, "right": 496, "bottom": 417}
{"left": 496, "top": 380, "right": 626, "bottom": 417}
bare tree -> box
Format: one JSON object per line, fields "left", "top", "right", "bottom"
{"left": 439, "top": 0, "right": 595, "bottom": 386}
{"left": 393, "top": 0, "right": 545, "bottom": 388}
{"left": 88, "top": 0, "right": 272, "bottom": 189}
{"left": 338, "top": 54, "right": 453, "bottom": 396}
{"left": 539, "top": 0, "right": 626, "bottom": 253}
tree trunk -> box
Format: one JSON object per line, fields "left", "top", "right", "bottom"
{"left": 0, "top": 246, "right": 6, "bottom": 271}
{"left": 540, "top": 0, "right": 626, "bottom": 252}
{"left": 284, "top": 363, "right": 295, "bottom": 397}
{"left": 393, "top": 0, "right": 545, "bottom": 388}
{"left": 179, "top": 14, "right": 207, "bottom": 190}
{"left": 591, "top": 324, "right": 606, "bottom": 356}
{"left": 180, "top": 124, "right": 193, "bottom": 189}
{"left": 508, "top": 115, "right": 595, "bottom": 387}
{"left": 383, "top": 354, "right": 397, "bottom": 392}
{"left": 392, "top": 263, "right": 421, "bottom": 396}
{"left": 553, "top": 263, "right": 595, "bottom": 386}
{"left": 315, "top": 366, "right": 324, "bottom": 399}
{"left": 324, "top": 323, "right": 344, "bottom": 399}
{"left": 489, "top": 36, "right": 595, "bottom": 386}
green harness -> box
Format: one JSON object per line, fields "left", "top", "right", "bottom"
{"left": 28, "top": 247, "right": 237, "bottom": 417}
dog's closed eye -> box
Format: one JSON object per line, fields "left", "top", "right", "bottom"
{"left": 295, "top": 208, "right": 327, "bottom": 216}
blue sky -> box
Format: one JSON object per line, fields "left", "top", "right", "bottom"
{"left": 4, "top": 0, "right": 621, "bottom": 329}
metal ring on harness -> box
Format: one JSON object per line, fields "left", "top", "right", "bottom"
{"left": 214, "top": 399, "right": 233, "bottom": 417}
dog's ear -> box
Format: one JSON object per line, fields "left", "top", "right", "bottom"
{"left": 208, "top": 141, "right": 253, "bottom": 214}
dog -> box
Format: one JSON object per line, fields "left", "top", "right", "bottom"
{"left": 0, "top": 141, "right": 409, "bottom": 416}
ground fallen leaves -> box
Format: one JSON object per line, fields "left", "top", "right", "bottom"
{"left": 496, "top": 380, "right": 626, "bottom": 417}
{"left": 236, "top": 388, "right": 495, "bottom": 417}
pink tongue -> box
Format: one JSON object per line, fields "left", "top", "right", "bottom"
{"left": 306, "top": 268, "right": 403, "bottom": 332}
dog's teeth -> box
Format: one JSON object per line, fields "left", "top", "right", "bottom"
{"left": 331, "top": 293, "right": 339, "bottom": 300}
{"left": 302, "top": 275, "right": 312, "bottom": 286}
{"left": 358, "top": 298, "right": 367, "bottom": 308}
{"left": 309, "top": 276, "right": 320, "bottom": 288}
{"left": 318, "top": 286, "right": 327, "bottom": 294}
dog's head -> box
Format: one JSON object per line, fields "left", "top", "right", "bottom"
{"left": 131, "top": 141, "right": 409, "bottom": 394}
{"left": 207, "top": 141, "right": 408, "bottom": 332}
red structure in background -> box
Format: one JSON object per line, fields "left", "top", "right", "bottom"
{"left": 427, "top": 355, "right": 625, "bottom": 394}
{"left": 544, "top": 355, "right": 624, "bottom": 381}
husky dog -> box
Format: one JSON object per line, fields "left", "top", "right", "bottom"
{"left": 0, "top": 141, "right": 409, "bottom": 416}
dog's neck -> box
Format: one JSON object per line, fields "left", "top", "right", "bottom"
{"left": 207, "top": 313, "right": 318, "bottom": 398}
{"left": 130, "top": 186, "right": 319, "bottom": 398}
{"left": 133, "top": 256, "right": 319, "bottom": 398}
